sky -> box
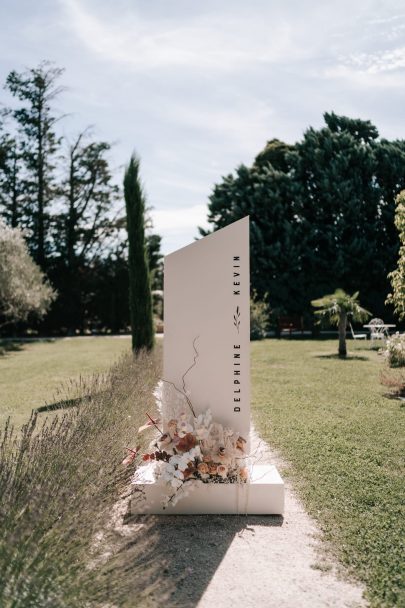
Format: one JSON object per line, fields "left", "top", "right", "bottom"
{"left": 0, "top": 0, "right": 404, "bottom": 254}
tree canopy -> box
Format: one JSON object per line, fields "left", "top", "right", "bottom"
{"left": 202, "top": 112, "right": 405, "bottom": 323}
{"left": 0, "top": 62, "right": 163, "bottom": 335}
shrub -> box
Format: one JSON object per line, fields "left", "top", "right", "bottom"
{"left": 383, "top": 332, "right": 405, "bottom": 368}
{"left": 0, "top": 348, "right": 161, "bottom": 607}
{"left": 386, "top": 190, "right": 405, "bottom": 321}
{"left": 250, "top": 293, "right": 270, "bottom": 340}
{"left": 0, "top": 220, "right": 56, "bottom": 326}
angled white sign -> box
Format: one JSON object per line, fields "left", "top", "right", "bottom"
{"left": 163, "top": 216, "right": 250, "bottom": 440}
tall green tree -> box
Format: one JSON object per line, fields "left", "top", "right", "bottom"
{"left": 386, "top": 191, "right": 405, "bottom": 320}
{"left": 124, "top": 154, "right": 154, "bottom": 351}
{"left": 5, "top": 62, "right": 64, "bottom": 267}
{"left": 293, "top": 112, "right": 401, "bottom": 316}
{"left": 0, "top": 126, "right": 24, "bottom": 228}
{"left": 50, "top": 130, "right": 119, "bottom": 332}
{"left": 311, "top": 289, "right": 370, "bottom": 357}
{"left": 200, "top": 161, "right": 303, "bottom": 313}
{"left": 203, "top": 113, "right": 405, "bottom": 322}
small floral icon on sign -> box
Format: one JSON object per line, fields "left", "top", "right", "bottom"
{"left": 234, "top": 306, "right": 241, "bottom": 333}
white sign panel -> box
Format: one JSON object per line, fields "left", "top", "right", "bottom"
{"left": 164, "top": 216, "right": 250, "bottom": 439}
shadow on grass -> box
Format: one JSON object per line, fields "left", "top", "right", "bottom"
{"left": 382, "top": 392, "right": 405, "bottom": 404}
{"left": 314, "top": 353, "right": 370, "bottom": 361}
{"left": 0, "top": 337, "right": 56, "bottom": 357}
{"left": 267, "top": 334, "right": 334, "bottom": 341}
{"left": 34, "top": 391, "right": 104, "bottom": 414}
{"left": 34, "top": 396, "right": 85, "bottom": 413}
{"left": 99, "top": 513, "right": 283, "bottom": 607}
{"left": 354, "top": 345, "right": 383, "bottom": 352}
{"left": 0, "top": 340, "right": 24, "bottom": 356}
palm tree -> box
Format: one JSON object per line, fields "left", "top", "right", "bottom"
{"left": 311, "top": 289, "right": 371, "bottom": 358}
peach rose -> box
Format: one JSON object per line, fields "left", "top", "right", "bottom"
{"left": 239, "top": 467, "right": 249, "bottom": 481}
{"left": 236, "top": 436, "right": 247, "bottom": 452}
{"left": 197, "top": 462, "right": 209, "bottom": 475}
{"left": 217, "top": 465, "right": 228, "bottom": 478}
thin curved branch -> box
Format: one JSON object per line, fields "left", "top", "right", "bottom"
{"left": 182, "top": 335, "right": 200, "bottom": 394}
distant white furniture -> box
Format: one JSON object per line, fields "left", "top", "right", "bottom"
{"left": 363, "top": 319, "right": 396, "bottom": 343}
{"left": 349, "top": 322, "right": 367, "bottom": 340}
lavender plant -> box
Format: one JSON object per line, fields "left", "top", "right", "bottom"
{"left": 0, "top": 348, "right": 161, "bottom": 607}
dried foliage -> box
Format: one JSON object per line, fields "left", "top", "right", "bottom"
{"left": 380, "top": 368, "right": 405, "bottom": 399}
{"left": 0, "top": 348, "right": 161, "bottom": 607}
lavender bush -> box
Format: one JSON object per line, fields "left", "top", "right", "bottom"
{"left": 0, "top": 348, "right": 161, "bottom": 607}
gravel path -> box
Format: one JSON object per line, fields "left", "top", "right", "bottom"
{"left": 193, "top": 429, "right": 366, "bottom": 608}
{"left": 103, "top": 430, "right": 367, "bottom": 608}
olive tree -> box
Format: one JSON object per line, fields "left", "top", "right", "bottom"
{"left": 0, "top": 220, "right": 56, "bottom": 327}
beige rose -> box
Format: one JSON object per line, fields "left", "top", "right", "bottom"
{"left": 167, "top": 419, "right": 178, "bottom": 438}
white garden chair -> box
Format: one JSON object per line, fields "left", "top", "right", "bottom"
{"left": 369, "top": 318, "right": 386, "bottom": 343}
{"left": 349, "top": 322, "right": 367, "bottom": 340}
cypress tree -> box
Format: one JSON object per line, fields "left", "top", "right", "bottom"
{"left": 124, "top": 154, "right": 154, "bottom": 351}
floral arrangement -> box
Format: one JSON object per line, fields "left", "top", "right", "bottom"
{"left": 130, "top": 379, "right": 248, "bottom": 508}
{"left": 383, "top": 332, "right": 405, "bottom": 368}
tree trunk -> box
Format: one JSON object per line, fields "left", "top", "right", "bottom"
{"left": 338, "top": 311, "right": 347, "bottom": 357}
{"left": 11, "top": 151, "right": 18, "bottom": 228}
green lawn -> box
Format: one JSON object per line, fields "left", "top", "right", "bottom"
{"left": 252, "top": 338, "right": 404, "bottom": 608}
{"left": 1, "top": 336, "right": 403, "bottom": 606}
{"left": 0, "top": 336, "right": 132, "bottom": 428}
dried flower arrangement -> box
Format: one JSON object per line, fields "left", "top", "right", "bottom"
{"left": 131, "top": 377, "right": 248, "bottom": 508}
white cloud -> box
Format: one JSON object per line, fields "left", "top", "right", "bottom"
{"left": 157, "top": 98, "right": 274, "bottom": 152}
{"left": 152, "top": 204, "right": 208, "bottom": 234}
{"left": 60, "top": 0, "right": 300, "bottom": 72}
{"left": 344, "top": 47, "right": 405, "bottom": 74}
{"left": 152, "top": 203, "right": 209, "bottom": 254}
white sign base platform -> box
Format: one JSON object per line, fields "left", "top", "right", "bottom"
{"left": 131, "top": 464, "right": 284, "bottom": 515}
{"left": 131, "top": 217, "right": 284, "bottom": 515}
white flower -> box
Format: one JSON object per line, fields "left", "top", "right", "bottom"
{"left": 195, "top": 426, "right": 208, "bottom": 440}
{"left": 194, "top": 408, "right": 212, "bottom": 429}
{"left": 177, "top": 420, "right": 193, "bottom": 437}
{"left": 188, "top": 446, "right": 201, "bottom": 459}
{"left": 161, "top": 462, "right": 176, "bottom": 481}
